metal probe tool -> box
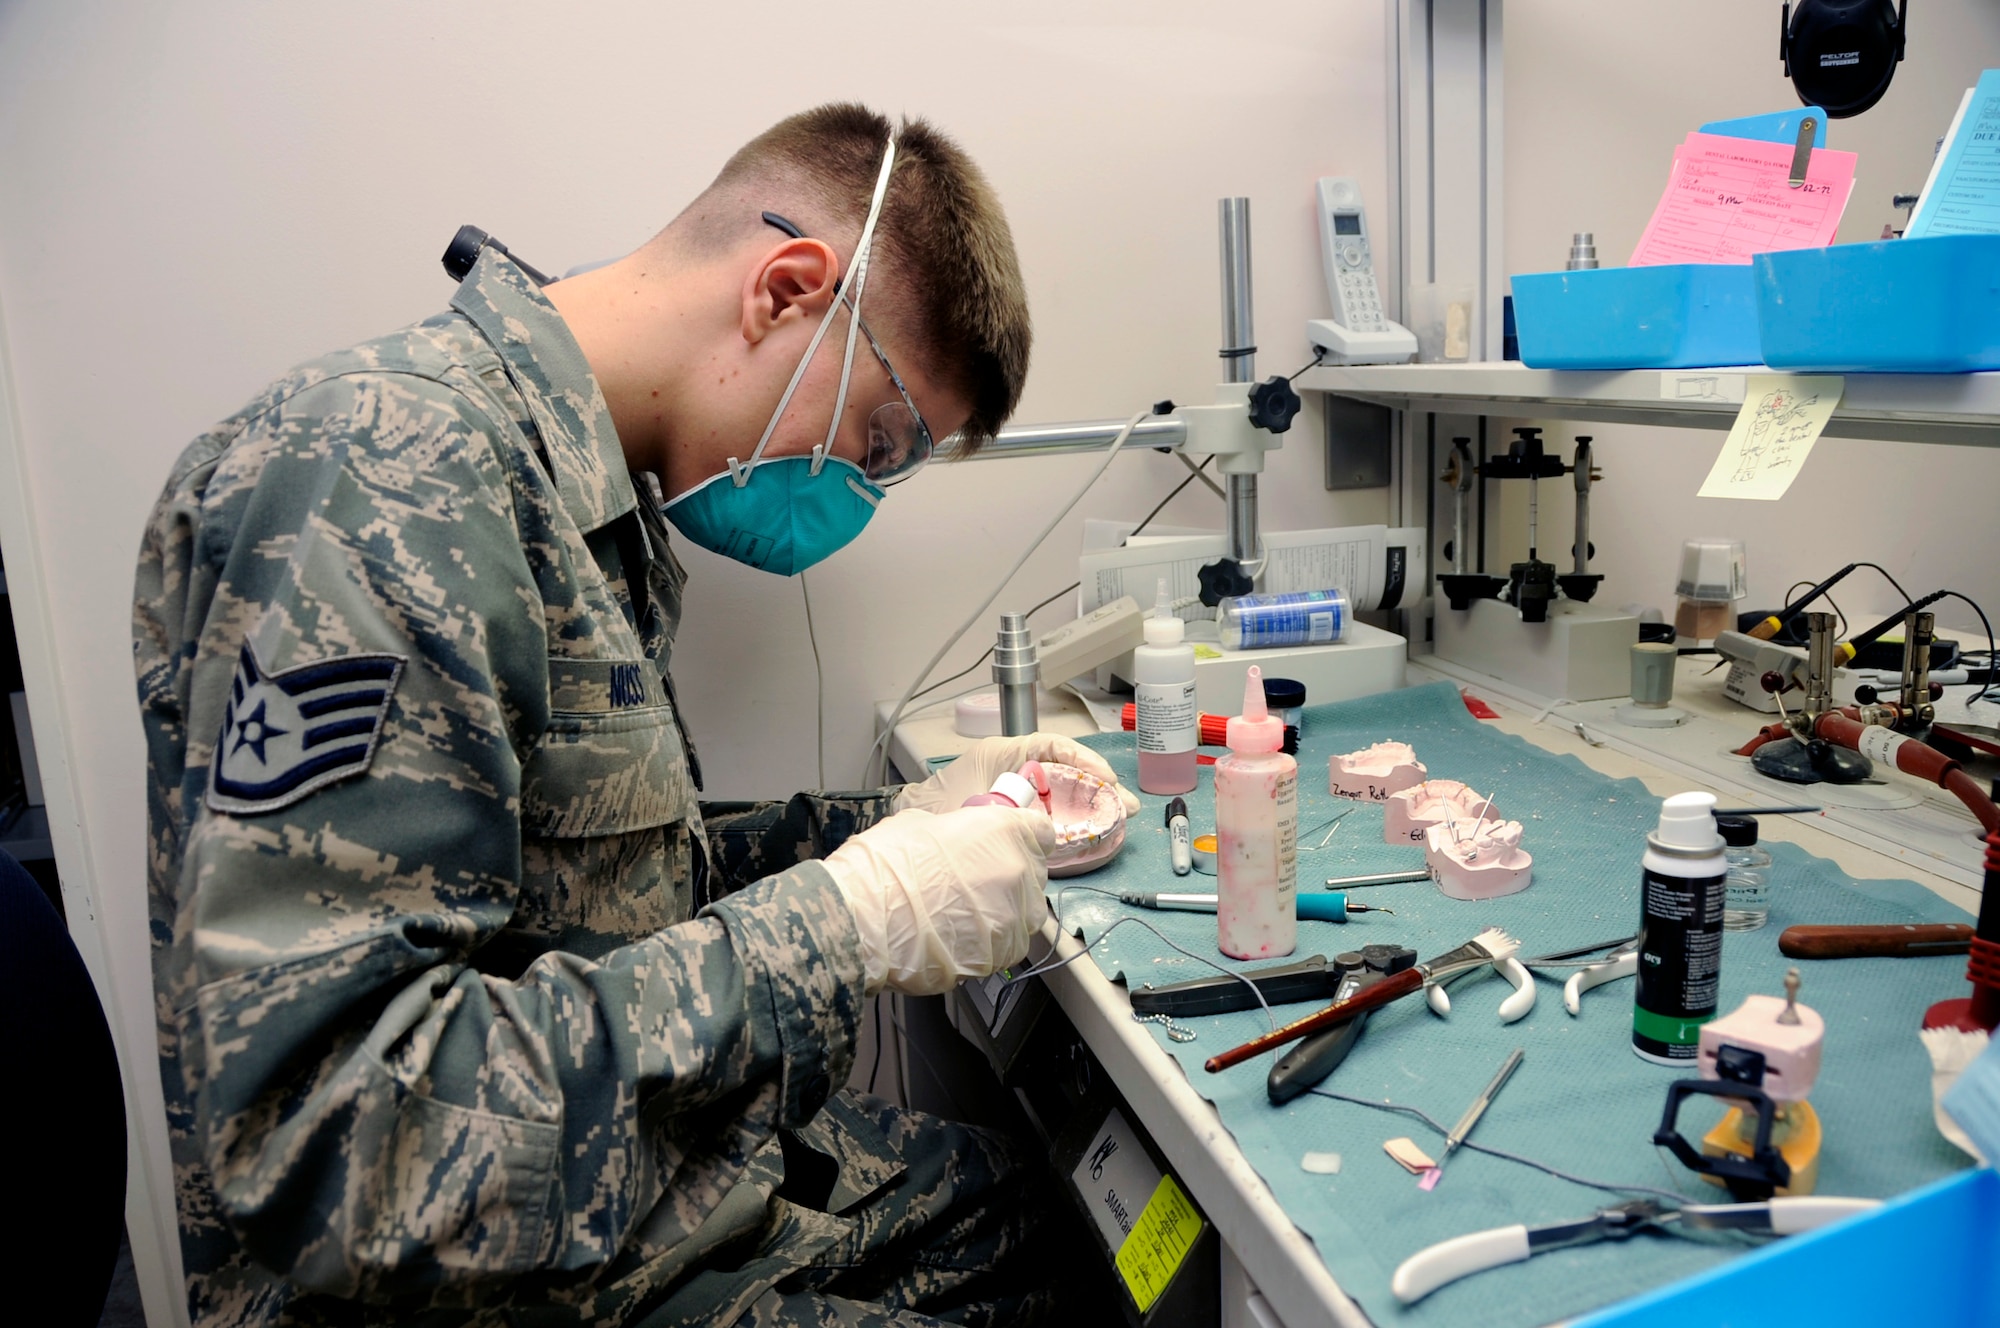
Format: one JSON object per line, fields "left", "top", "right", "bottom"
{"left": 1325, "top": 869, "right": 1432, "bottom": 888}
{"left": 1420, "top": 1047, "right": 1526, "bottom": 1190}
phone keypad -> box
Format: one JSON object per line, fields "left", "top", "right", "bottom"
{"left": 1337, "top": 267, "right": 1386, "bottom": 333}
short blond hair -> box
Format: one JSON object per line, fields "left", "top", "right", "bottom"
{"left": 691, "top": 104, "right": 1030, "bottom": 451}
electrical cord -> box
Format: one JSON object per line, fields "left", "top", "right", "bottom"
{"left": 1935, "top": 590, "right": 1997, "bottom": 704}
{"left": 1004, "top": 885, "right": 1280, "bottom": 1032}
{"left": 864, "top": 410, "right": 1151, "bottom": 786}
{"left": 868, "top": 992, "right": 886, "bottom": 1095}
{"left": 907, "top": 581, "right": 1082, "bottom": 708}
{"left": 801, "top": 571, "right": 826, "bottom": 788}
{"left": 886, "top": 1008, "right": 974, "bottom": 1122}
{"left": 1305, "top": 1088, "right": 1695, "bottom": 1204}
{"left": 1855, "top": 561, "right": 1912, "bottom": 603}
{"left": 1783, "top": 580, "right": 1846, "bottom": 639}
{"left": 1017, "top": 881, "right": 1693, "bottom": 1205}
{"left": 901, "top": 454, "right": 1226, "bottom": 712}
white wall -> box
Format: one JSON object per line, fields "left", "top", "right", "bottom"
{"left": 0, "top": 3, "right": 1392, "bottom": 1321}
{"left": 1502, "top": 1, "right": 2000, "bottom": 634}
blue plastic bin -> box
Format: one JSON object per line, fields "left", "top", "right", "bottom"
{"left": 1572, "top": 1167, "right": 1999, "bottom": 1327}
{"left": 1756, "top": 234, "right": 2000, "bottom": 373}
{"left": 1511, "top": 265, "right": 1761, "bottom": 369}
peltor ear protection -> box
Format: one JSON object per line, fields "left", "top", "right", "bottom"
{"left": 1781, "top": 0, "right": 1907, "bottom": 118}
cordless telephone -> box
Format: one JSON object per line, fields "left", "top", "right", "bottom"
{"left": 1306, "top": 177, "right": 1418, "bottom": 365}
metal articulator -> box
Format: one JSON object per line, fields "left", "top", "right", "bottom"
{"left": 1436, "top": 437, "right": 1506, "bottom": 611}
{"left": 1432, "top": 427, "right": 1600, "bottom": 623}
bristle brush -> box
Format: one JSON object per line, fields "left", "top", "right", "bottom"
{"left": 1204, "top": 928, "right": 1518, "bottom": 1072}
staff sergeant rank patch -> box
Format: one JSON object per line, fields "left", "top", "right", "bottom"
{"left": 207, "top": 643, "right": 406, "bottom": 815}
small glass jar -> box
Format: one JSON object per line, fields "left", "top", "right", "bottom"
{"left": 1717, "top": 815, "right": 1771, "bottom": 931}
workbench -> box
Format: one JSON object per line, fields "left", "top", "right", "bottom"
{"left": 879, "top": 655, "right": 1984, "bottom": 1327}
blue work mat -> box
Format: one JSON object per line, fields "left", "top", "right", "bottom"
{"left": 1052, "top": 681, "right": 1975, "bottom": 1327}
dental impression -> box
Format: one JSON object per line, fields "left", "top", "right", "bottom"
{"left": 1329, "top": 741, "right": 1427, "bottom": 802}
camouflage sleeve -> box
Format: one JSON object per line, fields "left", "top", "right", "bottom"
{"left": 170, "top": 376, "right": 866, "bottom": 1302}
{"left": 700, "top": 790, "right": 899, "bottom": 896}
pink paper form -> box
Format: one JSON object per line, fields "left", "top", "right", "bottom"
{"left": 1629, "top": 131, "right": 1857, "bottom": 266}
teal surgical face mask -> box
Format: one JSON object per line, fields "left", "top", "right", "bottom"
{"left": 661, "top": 134, "right": 898, "bottom": 576}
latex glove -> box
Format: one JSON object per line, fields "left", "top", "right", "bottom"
{"left": 893, "top": 733, "right": 1141, "bottom": 819}
{"left": 821, "top": 807, "right": 1056, "bottom": 996}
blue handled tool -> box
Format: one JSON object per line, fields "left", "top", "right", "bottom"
{"left": 1120, "top": 891, "right": 1393, "bottom": 922}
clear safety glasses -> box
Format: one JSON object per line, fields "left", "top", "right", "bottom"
{"left": 761, "top": 211, "right": 936, "bottom": 486}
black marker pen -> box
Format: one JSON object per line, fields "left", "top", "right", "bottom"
{"left": 1166, "top": 797, "right": 1192, "bottom": 875}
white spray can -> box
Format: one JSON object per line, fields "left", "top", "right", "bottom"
{"left": 1634, "top": 791, "right": 1728, "bottom": 1065}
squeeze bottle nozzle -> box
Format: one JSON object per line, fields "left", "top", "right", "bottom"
{"left": 1226, "top": 665, "right": 1285, "bottom": 754}
{"left": 1143, "top": 576, "right": 1185, "bottom": 646}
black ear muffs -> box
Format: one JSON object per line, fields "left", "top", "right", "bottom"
{"left": 1781, "top": 0, "right": 1907, "bottom": 118}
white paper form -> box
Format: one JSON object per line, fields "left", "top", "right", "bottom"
{"left": 1079, "top": 525, "right": 1424, "bottom": 615}
{"left": 1697, "top": 374, "right": 1844, "bottom": 500}
{"left": 1906, "top": 70, "right": 2000, "bottom": 238}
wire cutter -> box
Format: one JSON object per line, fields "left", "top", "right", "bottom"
{"left": 1391, "top": 1195, "right": 1877, "bottom": 1303}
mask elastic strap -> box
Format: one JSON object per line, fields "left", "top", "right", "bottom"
{"left": 813, "top": 134, "right": 896, "bottom": 475}
{"left": 732, "top": 132, "right": 899, "bottom": 486}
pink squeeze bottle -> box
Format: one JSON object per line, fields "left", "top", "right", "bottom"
{"left": 1215, "top": 666, "right": 1299, "bottom": 959}
{"left": 960, "top": 764, "right": 1045, "bottom": 809}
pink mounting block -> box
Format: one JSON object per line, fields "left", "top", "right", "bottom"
{"left": 1329, "top": 741, "right": 1427, "bottom": 802}
{"left": 1424, "top": 818, "right": 1532, "bottom": 900}
{"left": 1383, "top": 780, "right": 1499, "bottom": 846}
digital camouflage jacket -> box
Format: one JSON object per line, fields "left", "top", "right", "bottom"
{"left": 132, "top": 250, "right": 901, "bottom": 1326}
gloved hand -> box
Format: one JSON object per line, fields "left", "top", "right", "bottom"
{"left": 821, "top": 807, "right": 1056, "bottom": 996}
{"left": 893, "top": 733, "right": 1141, "bottom": 818}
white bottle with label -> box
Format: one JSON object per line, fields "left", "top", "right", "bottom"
{"left": 1134, "top": 578, "right": 1197, "bottom": 795}
{"left": 1216, "top": 666, "right": 1299, "bottom": 960}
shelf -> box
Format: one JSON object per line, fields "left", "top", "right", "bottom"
{"left": 1295, "top": 361, "right": 2000, "bottom": 447}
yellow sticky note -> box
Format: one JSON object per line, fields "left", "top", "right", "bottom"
{"left": 1113, "top": 1174, "right": 1204, "bottom": 1313}
{"left": 1697, "top": 373, "right": 1844, "bottom": 501}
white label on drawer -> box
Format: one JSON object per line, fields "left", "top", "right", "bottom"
{"left": 1071, "top": 1108, "right": 1164, "bottom": 1254}
{"left": 1659, "top": 373, "right": 1747, "bottom": 403}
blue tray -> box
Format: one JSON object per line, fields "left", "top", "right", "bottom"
{"left": 1511, "top": 265, "right": 1760, "bottom": 369}
{"left": 1574, "top": 1167, "right": 2000, "bottom": 1327}
{"left": 1756, "top": 234, "right": 2000, "bottom": 373}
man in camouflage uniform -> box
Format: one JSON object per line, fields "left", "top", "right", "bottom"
{"left": 135, "top": 105, "right": 1128, "bottom": 1326}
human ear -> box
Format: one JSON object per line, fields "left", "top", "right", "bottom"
{"left": 740, "top": 238, "right": 839, "bottom": 345}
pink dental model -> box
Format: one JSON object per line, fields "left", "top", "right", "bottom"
{"left": 1329, "top": 741, "right": 1427, "bottom": 802}
{"left": 1042, "top": 763, "right": 1129, "bottom": 877}
{"left": 1424, "top": 813, "right": 1533, "bottom": 900}
{"left": 961, "top": 761, "right": 1126, "bottom": 877}
{"left": 1383, "top": 780, "right": 1498, "bottom": 846}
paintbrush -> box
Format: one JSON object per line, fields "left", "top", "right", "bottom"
{"left": 1204, "top": 928, "right": 1519, "bottom": 1073}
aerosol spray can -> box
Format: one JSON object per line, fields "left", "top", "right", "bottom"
{"left": 1633, "top": 791, "right": 1727, "bottom": 1065}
